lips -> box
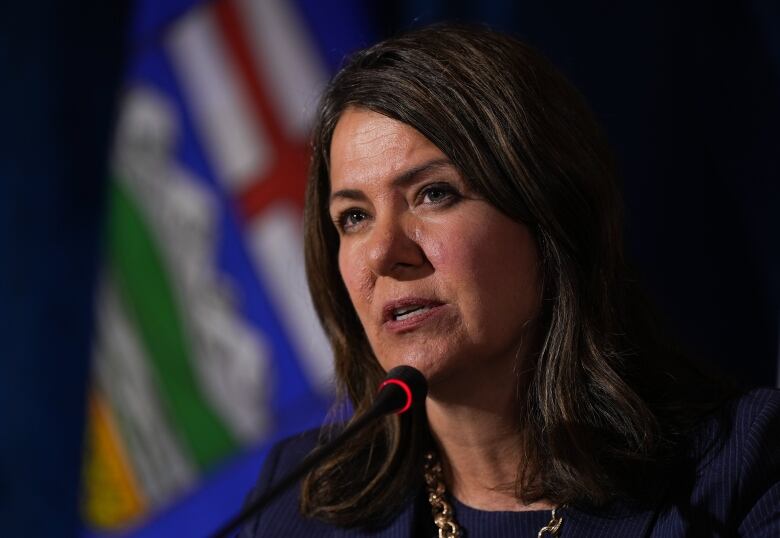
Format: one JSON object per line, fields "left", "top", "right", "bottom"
{"left": 382, "top": 297, "right": 445, "bottom": 332}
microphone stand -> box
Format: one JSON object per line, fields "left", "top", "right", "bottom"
{"left": 209, "top": 366, "right": 426, "bottom": 538}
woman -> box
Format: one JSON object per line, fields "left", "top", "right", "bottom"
{"left": 240, "top": 24, "right": 780, "bottom": 537}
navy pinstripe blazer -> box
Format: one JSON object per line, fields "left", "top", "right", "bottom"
{"left": 239, "top": 388, "right": 780, "bottom": 537}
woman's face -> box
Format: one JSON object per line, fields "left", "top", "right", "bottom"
{"left": 328, "top": 107, "right": 540, "bottom": 386}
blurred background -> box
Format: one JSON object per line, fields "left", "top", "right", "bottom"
{"left": 1, "top": 0, "right": 778, "bottom": 536}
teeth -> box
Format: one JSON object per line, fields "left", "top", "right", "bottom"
{"left": 393, "top": 305, "right": 430, "bottom": 321}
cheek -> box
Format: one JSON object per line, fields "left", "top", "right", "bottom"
{"left": 422, "top": 221, "right": 507, "bottom": 282}
{"left": 423, "top": 217, "right": 539, "bottom": 319}
{"left": 338, "top": 245, "right": 372, "bottom": 311}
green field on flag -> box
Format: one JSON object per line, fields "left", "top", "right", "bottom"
{"left": 107, "top": 178, "right": 238, "bottom": 468}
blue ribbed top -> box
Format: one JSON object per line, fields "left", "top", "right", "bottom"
{"left": 450, "top": 497, "right": 554, "bottom": 537}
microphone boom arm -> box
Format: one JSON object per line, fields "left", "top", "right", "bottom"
{"left": 209, "top": 366, "right": 427, "bottom": 538}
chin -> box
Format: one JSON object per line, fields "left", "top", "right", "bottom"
{"left": 379, "top": 349, "right": 465, "bottom": 391}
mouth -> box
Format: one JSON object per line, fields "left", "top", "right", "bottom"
{"left": 392, "top": 304, "right": 433, "bottom": 321}
{"left": 382, "top": 298, "right": 445, "bottom": 332}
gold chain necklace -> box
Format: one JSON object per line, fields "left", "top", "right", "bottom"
{"left": 423, "top": 452, "right": 564, "bottom": 538}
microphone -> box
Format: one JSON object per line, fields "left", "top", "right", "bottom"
{"left": 210, "top": 365, "right": 427, "bottom": 538}
{"left": 372, "top": 365, "right": 428, "bottom": 415}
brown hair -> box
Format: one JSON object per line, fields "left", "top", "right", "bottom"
{"left": 301, "top": 23, "right": 727, "bottom": 526}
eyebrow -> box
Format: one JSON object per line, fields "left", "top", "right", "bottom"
{"left": 329, "top": 158, "right": 455, "bottom": 205}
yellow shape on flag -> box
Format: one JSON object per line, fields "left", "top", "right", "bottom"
{"left": 81, "top": 389, "right": 147, "bottom": 529}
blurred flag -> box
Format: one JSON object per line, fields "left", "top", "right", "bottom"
{"left": 80, "top": 0, "right": 372, "bottom": 535}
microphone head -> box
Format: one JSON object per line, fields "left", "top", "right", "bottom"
{"left": 375, "top": 365, "right": 428, "bottom": 415}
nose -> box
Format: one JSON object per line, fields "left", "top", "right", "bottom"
{"left": 365, "top": 214, "right": 428, "bottom": 279}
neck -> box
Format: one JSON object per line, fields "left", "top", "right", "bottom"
{"left": 424, "top": 360, "right": 552, "bottom": 512}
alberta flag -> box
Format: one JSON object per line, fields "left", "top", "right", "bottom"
{"left": 80, "top": 1, "right": 372, "bottom": 536}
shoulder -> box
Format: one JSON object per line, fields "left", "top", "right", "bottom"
{"left": 237, "top": 427, "right": 422, "bottom": 537}
{"left": 719, "top": 388, "right": 780, "bottom": 535}
{"left": 718, "top": 386, "right": 780, "bottom": 432}
{"left": 238, "top": 429, "right": 332, "bottom": 537}
{"left": 693, "top": 387, "right": 780, "bottom": 470}
{"left": 658, "top": 387, "right": 780, "bottom": 536}
{"left": 262, "top": 429, "right": 323, "bottom": 479}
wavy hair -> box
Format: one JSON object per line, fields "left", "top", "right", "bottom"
{"left": 300, "top": 23, "right": 727, "bottom": 526}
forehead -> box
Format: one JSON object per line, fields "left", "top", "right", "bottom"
{"left": 329, "top": 108, "right": 445, "bottom": 191}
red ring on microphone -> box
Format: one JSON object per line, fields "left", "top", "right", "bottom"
{"left": 378, "top": 379, "right": 413, "bottom": 414}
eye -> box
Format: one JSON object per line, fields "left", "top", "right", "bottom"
{"left": 335, "top": 208, "right": 370, "bottom": 233}
{"left": 418, "top": 183, "right": 459, "bottom": 205}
